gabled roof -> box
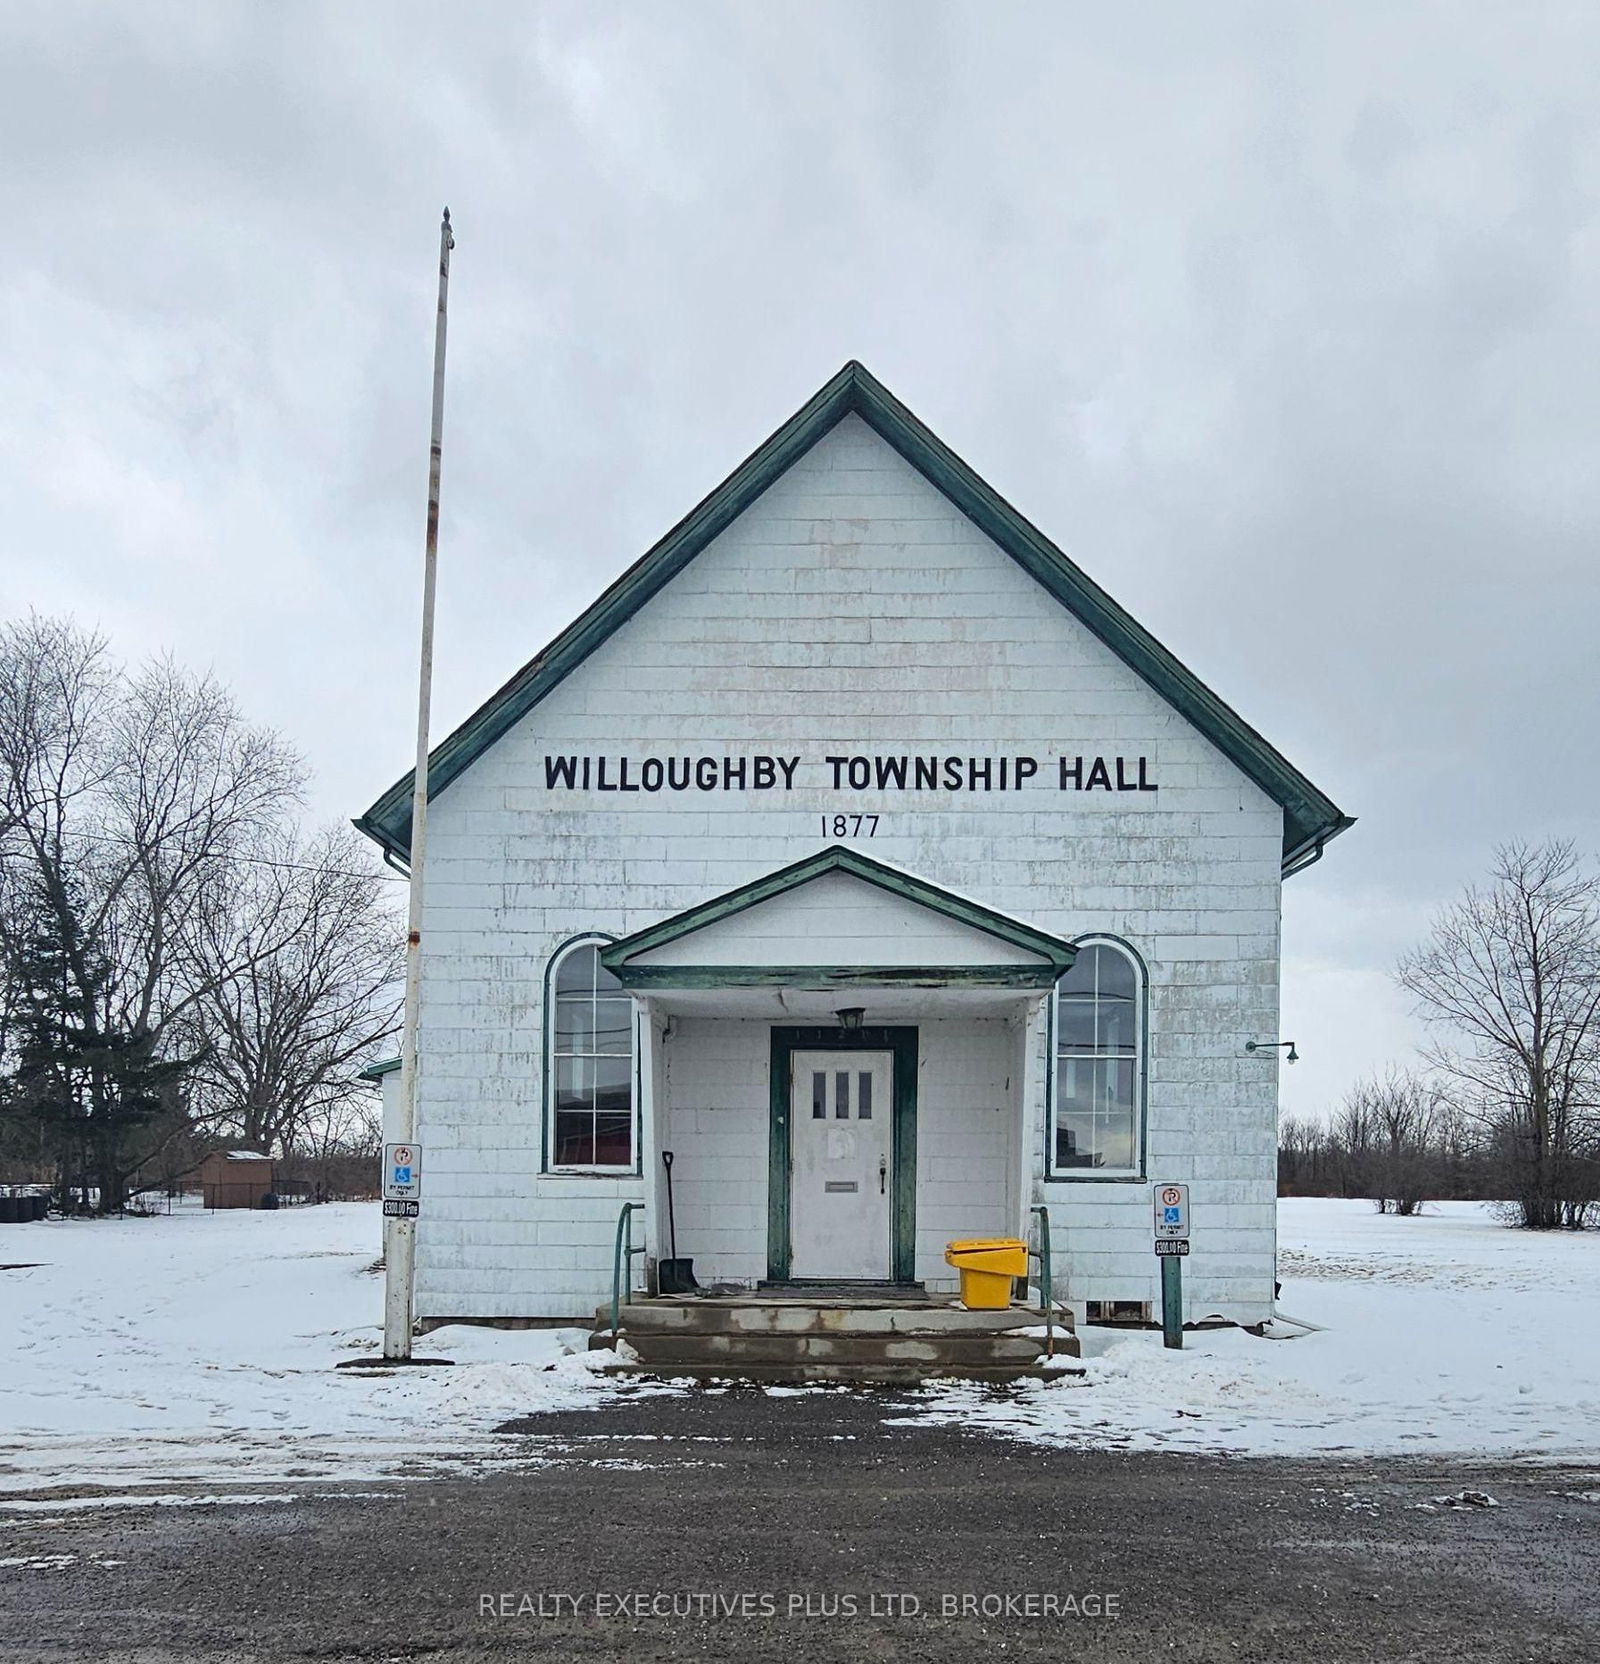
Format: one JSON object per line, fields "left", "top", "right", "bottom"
{"left": 599, "top": 845, "right": 1078, "bottom": 989}
{"left": 356, "top": 361, "right": 1352, "bottom": 871}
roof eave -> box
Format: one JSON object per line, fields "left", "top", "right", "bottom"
{"left": 1281, "top": 814, "right": 1357, "bottom": 879}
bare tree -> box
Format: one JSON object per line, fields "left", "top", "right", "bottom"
{"left": 1397, "top": 840, "right": 1600, "bottom": 1229}
{"left": 180, "top": 826, "right": 402, "bottom": 1155}
{"left": 1276, "top": 1113, "right": 1325, "bottom": 1195}
{"left": 1336, "top": 1067, "right": 1447, "bottom": 1214}
{"left": 280, "top": 1080, "right": 385, "bottom": 1201}
{"left": 0, "top": 617, "right": 302, "bottom": 1209}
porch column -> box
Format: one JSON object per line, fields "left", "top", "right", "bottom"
{"left": 635, "top": 998, "right": 668, "bottom": 1283}
{"left": 1016, "top": 990, "right": 1052, "bottom": 1274}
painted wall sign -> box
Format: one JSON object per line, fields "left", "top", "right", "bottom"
{"left": 541, "top": 752, "right": 1157, "bottom": 795}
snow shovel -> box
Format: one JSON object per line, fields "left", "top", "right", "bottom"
{"left": 658, "top": 1150, "right": 699, "bottom": 1294}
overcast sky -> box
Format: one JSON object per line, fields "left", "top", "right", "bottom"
{"left": 4, "top": 2, "right": 1598, "bottom": 1119}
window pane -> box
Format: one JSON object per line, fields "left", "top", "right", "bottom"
{"left": 1053, "top": 944, "right": 1140, "bottom": 1173}
{"left": 591, "top": 999, "right": 633, "bottom": 1055}
{"left": 591, "top": 1056, "right": 632, "bottom": 1117}
{"left": 549, "top": 943, "right": 635, "bottom": 1169}
{"left": 555, "top": 947, "right": 595, "bottom": 994}
{"left": 553, "top": 1059, "right": 632, "bottom": 1166}
{"left": 1092, "top": 1094, "right": 1137, "bottom": 1166}
{"left": 555, "top": 995, "right": 595, "bottom": 1049}
{"left": 1055, "top": 1058, "right": 1136, "bottom": 1170}
{"left": 857, "top": 1072, "right": 872, "bottom": 1119}
{"left": 1053, "top": 1120, "right": 1093, "bottom": 1167}
{"left": 811, "top": 1071, "right": 826, "bottom": 1119}
{"left": 835, "top": 1070, "right": 849, "bottom": 1118}
{"left": 1094, "top": 947, "right": 1136, "bottom": 1000}
{"left": 592, "top": 1111, "right": 633, "bottom": 1166}
{"left": 1106, "top": 1055, "right": 1136, "bottom": 1111}
{"left": 553, "top": 1109, "right": 596, "bottom": 1166}
{"left": 1057, "top": 1055, "right": 1093, "bottom": 1119}
{"left": 1096, "top": 994, "right": 1137, "bottom": 1054}
{"left": 1057, "top": 995, "right": 1096, "bottom": 1052}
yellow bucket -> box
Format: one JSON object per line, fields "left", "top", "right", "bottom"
{"left": 944, "top": 1237, "right": 1028, "bottom": 1310}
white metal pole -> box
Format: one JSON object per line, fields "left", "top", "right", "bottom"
{"left": 383, "top": 207, "right": 454, "bottom": 1360}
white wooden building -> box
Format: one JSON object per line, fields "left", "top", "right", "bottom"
{"left": 357, "top": 363, "right": 1350, "bottom": 1330}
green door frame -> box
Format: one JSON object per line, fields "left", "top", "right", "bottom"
{"left": 768, "top": 1026, "right": 919, "bottom": 1284}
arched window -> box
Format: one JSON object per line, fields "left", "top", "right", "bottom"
{"left": 546, "top": 938, "right": 635, "bottom": 1171}
{"left": 1051, "top": 940, "right": 1144, "bottom": 1176}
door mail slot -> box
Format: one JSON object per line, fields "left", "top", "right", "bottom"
{"left": 824, "top": 1180, "right": 859, "bottom": 1193}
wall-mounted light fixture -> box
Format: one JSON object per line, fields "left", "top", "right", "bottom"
{"left": 834, "top": 1007, "right": 865, "bottom": 1032}
{"left": 1245, "top": 1039, "right": 1299, "bottom": 1064}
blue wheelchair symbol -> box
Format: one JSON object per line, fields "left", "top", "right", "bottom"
{"left": 1163, "top": 1205, "right": 1182, "bottom": 1224}
{"left": 394, "top": 1165, "right": 413, "bottom": 1185}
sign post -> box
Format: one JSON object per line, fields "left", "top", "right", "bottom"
{"left": 1153, "top": 1183, "right": 1189, "bottom": 1350}
{"left": 383, "top": 1142, "right": 422, "bottom": 1219}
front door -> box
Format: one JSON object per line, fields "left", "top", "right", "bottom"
{"left": 789, "top": 1050, "right": 894, "bottom": 1279}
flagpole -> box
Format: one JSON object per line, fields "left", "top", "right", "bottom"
{"left": 384, "top": 207, "right": 454, "bottom": 1360}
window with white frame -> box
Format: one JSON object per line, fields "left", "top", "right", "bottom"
{"left": 1052, "top": 941, "right": 1142, "bottom": 1175}
{"left": 548, "top": 939, "right": 635, "bottom": 1170}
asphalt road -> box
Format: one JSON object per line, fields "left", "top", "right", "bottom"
{"left": 2, "top": 1386, "right": 1596, "bottom": 1663}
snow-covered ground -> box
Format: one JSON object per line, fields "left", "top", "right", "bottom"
{"left": 0, "top": 1200, "right": 651, "bottom": 1497}
{"left": 1, "top": 1197, "right": 1596, "bottom": 1500}
{"left": 903, "top": 1199, "right": 1600, "bottom": 1459}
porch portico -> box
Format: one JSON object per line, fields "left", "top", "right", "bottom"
{"left": 600, "top": 847, "right": 1076, "bottom": 1295}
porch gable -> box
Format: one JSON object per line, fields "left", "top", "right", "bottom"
{"left": 600, "top": 845, "right": 1076, "bottom": 990}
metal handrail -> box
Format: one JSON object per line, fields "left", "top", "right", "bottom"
{"left": 609, "top": 1201, "right": 645, "bottom": 1340}
{"left": 1029, "top": 1203, "right": 1056, "bottom": 1360}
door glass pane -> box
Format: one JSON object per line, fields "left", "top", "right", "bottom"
{"left": 555, "top": 948, "right": 594, "bottom": 994}
{"left": 835, "top": 1070, "right": 849, "bottom": 1118}
{"left": 811, "top": 1071, "right": 826, "bottom": 1119}
{"left": 857, "top": 1071, "right": 872, "bottom": 1119}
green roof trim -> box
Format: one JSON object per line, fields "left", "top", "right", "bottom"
{"left": 598, "top": 844, "right": 1078, "bottom": 985}
{"left": 355, "top": 361, "right": 1352, "bottom": 870}
{"left": 610, "top": 964, "right": 1062, "bottom": 991}
{"left": 358, "top": 1056, "right": 401, "bottom": 1082}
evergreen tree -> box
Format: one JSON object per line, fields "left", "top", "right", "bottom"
{"left": 1, "top": 871, "right": 197, "bottom": 1210}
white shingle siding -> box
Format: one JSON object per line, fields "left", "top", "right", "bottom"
{"left": 912, "top": 1019, "right": 1020, "bottom": 1289}
{"left": 411, "top": 415, "right": 1284, "bottom": 1324}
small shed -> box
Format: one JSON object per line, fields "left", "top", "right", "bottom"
{"left": 199, "top": 1150, "right": 276, "bottom": 1210}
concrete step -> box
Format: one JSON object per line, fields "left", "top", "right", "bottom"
{"left": 595, "top": 1301, "right": 1071, "bottom": 1338}
{"left": 595, "top": 1360, "right": 1085, "bottom": 1386}
{"left": 619, "top": 1330, "right": 1064, "bottom": 1367}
